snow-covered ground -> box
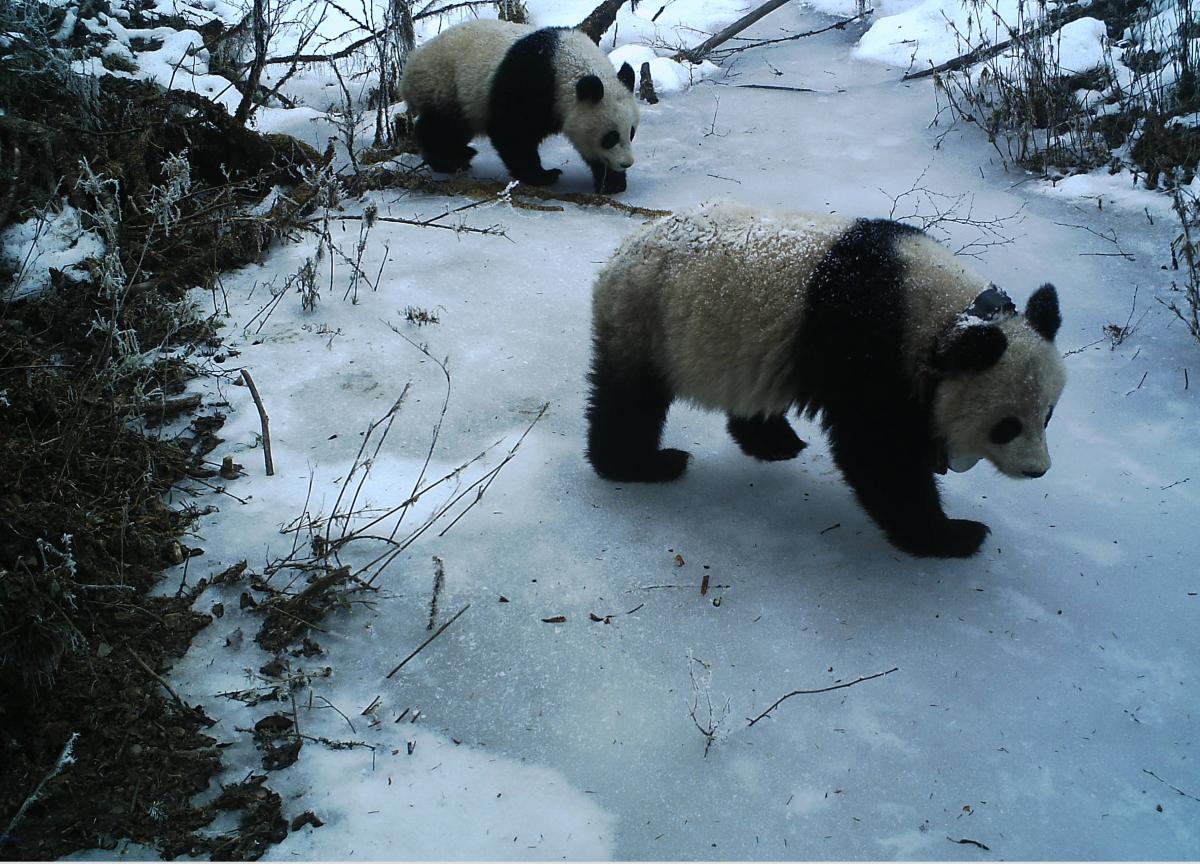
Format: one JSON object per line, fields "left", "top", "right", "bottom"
{"left": 48, "top": 0, "right": 1199, "bottom": 859}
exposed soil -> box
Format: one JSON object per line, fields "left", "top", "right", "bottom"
{"left": 1, "top": 57, "right": 321, "bottom": 859}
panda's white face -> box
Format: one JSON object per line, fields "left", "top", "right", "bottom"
{"left": 564, "top": 84, "right": 638, "bottom": 172}
{"left": 934, "top": 319, "right": 1066, "bottom": 479}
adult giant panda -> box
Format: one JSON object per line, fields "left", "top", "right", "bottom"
{"left": 585, "top": 201, "right": 1067, "bottom": 558}
{"left": 400, "top": 19, "right": 638, "bottom": 194}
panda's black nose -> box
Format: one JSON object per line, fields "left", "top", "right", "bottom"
{"left": 1023, "top": 468, "right": 1046, "bottom": 478}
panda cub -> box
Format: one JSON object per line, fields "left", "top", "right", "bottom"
{"left": 400, "top": 19, "right": 638, "bottom": 194}
{"left": 585, "top": 201, "right": 1067, "bottom": 559}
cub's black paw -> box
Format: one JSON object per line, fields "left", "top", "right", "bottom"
{"left": 426, "top": 146, "right": 478, "bottom": 174}
{"left": 516, "top": 167, "right": 562, "bottom": 186}
{"left": 888, "top": 519, "right": 989, "bottom": 558}
{"left": 728, "top": 415, "right": 806, "bottom": 462}
{"left": 588, "top": 161, "right": 627, "bottom": 194}
{"left": 589, "top": 448, "right": 690, "bottom": 483}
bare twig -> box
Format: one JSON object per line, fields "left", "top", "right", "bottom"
{"left": 127, "top": 646, "right": 188, "bottom": 713}
{"left": 4, "top": 732, "right": 79, "bottom": 838}
{"left": 427, "top": 555, "right": 445, "bottom": 631}
{"left": 747, "top": 667, "right": 900, "bottom": 727}
{"left": 386, "top": 603, "right": 470, "bottom": 679}
{"left": 1143, "top": 768, "right": 1200, "bottom": 803}
{"left": 240, "top": 369, "right": 274, "bottom": 476}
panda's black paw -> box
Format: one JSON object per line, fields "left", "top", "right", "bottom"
{"left": 728, "top": 415, "right": 806, "bottom": 462}
{"left": 590, "top": 448, "right": 690, "bottom": 483}
{"left": 516, "top": 167, "right": 562, "bottom": 186}
{"left": 596, "top": 170, "right": 627, "bottom": 195}
{"left": 888, "top": 519, "right": 989, "bottom": 558}
{"left": 929, "top": 519, "right": 990, "bottom": 558}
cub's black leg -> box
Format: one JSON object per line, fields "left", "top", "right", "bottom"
{"left": 490, "top": 131, "right": 561, "bottom": 186}
{"left": 825, "top": 406, "right": 988, "bottom": 558}
{"left": 413, "top": 107, "right": 477, "bottom": 173}
{"left": 587, "top": 160, "right": 627, "bottom": 194}
{"left": 727, "top": 413, "right": 806, "bottom": 462}
{"left": 585, "top": 348, "right": 688, "bottom": 483}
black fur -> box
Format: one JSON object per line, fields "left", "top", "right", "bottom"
{"left": 576, "top": 74, "right": 604, "bottom": 103}
{"left": 727, "top": 414, "right": 806, "bottom": 461}
{"left": 487, "top": 28, "right": 565, "bottom": 186}
{"left": 587, "top": 160, "right": 627, "bottom": 194}
{"left": 1024, "top": 283, "right": 1061, "bottom": 340}
{"left": 413, "top": 104, "right": 478, "bottom": 173}
{"left": 585, "top": 331, "right": 688, "bottom": 482}
{"left": 932, "top": 324, "right": 1007, "bottom": 375}
{"left": 585, "top": 218, "right": 993, "bottom": 558}
{"left": 788, "top": 219, "right": 988, "bottom": 557}
{"left": 617, "top": 62, "right": 635, "bottom": 92}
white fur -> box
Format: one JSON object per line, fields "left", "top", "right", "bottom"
{"left": 399, "top": 21, "right": 638, "bottom": 173}
{"left": 593, "top": 200, "right": 1067, "bottom": 477}
{"left": 400, "top": 19, "right": 530, "bottom": 131}
{"left": 593, "top": 202, "right": 850, "bottom": 417}
{"left": 552, "top": 29, "right": 638, "bottom": 172}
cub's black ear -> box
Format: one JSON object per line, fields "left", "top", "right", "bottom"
{"left": 576, "top": 74, "right": 604, "bottom": 103}
{"left": 1025, "top": 283, "right": 1061, "bottom": 341}
{"left": 617, "top": 62, "right": 635, "bottom": 93}
{"left": 933, "top": 325, "right": 1008, "bottom": 375}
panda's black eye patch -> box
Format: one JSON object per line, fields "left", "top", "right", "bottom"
{"left": 630, "top": 126, "right": 636, "bottom": 141}
{"left": 1044, "top": 406, "right": 1054, "bottom": 428}
{"left": 989, "top": 417, "right": 1023, "bottom": 445}
{"left": 601, "top": 130, "right": 620, "bottom": 149}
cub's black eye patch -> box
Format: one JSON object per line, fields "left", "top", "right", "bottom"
{"left": 630, "top": 126, "right": 636, "bottom": 141}
{"left": 990, "top": 417, "right": 1023, "bottom": 445}
{"left": 1044, "top": 406, "right": 1054, "bottom": 427}
{"left": 601, "top": 130, "right": 620, "bottom": 149}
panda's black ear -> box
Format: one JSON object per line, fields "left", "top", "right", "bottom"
{"left": 933, "top": 324, "right": 1008, "bottom": 375}
{"left": 576, "top": 74, "right": 605, "bottom": 103}
{"left": 1025, "top": 283, "right": 1061, "bottom": 341}
{"left": 617, "top": 62, "right": 635, "bottom": 93}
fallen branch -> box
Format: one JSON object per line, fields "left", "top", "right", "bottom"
{"left": 386, "top": 603, "right": 470, "bottom": 679}
{"left": 346, "top": 168, "right": 672, "bottom": 219}
{"left": 675, "top": 0, "right": 793, "bottom": 64}
{"left": 240, "top": 369, "right": 274, "bottom": 476}
{"left": 747, "top": 667, "right": 899, "bottom": 726}
{"left": 706, "top": 10, "right": 873, "bottom": 59}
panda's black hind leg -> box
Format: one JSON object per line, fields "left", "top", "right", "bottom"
{"left": 413, "top": 107, "right": 477, "bottom": 173}
{"left": 585, "top": 349, "right": 688, "bottom": 483}
{"left": 727, "top": 413, "right": 806, "bottom": 461}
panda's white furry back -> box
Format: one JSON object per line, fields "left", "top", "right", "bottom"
{"left": 586, "top": 200, "right": 1067, "bottom": 559}
{"left": 400, "top": 19, "right": 638, "bottom": 194}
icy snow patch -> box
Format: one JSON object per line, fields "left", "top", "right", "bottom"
{"left": 1, "top": 203, "right": 105, "bottom": 301}
{"left": 608, "top": 44, "right": 719, "bottom": 95}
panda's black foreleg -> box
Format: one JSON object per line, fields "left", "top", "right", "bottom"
{"left": 413, "top": 107, "right": 477, "bottom": 173}
{"left": 585, "top": 350, "right": 689, "bottom": 483}
{"left": 727, "top": 413, "right": 806, "bottom": 462}
{"left": 490, "top": 132, "right": 562, "bottom": 187}
{"left": 825, "top": 407, "right": 988, "bottom": 558}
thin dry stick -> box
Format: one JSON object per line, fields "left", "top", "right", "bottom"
{"left": 386, "top": 603, "right": 470, "bottom": 679}
{"left": 427, "top": 556, "right": 445, "bottom": 631}
{"left": 747, "top": 667, "right": 899, "bottom": 727}
{"left": 127, "top": 646, "right": 188, "bottom": 713}
{"left": 240, "top": 369, "right": 274, "bottom": 476}
{"left": 5, "top": 732, "right": 79, "bottom": 838}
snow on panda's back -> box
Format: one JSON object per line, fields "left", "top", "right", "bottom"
{"left": 594, "top": 202, "right": 852, "bottom": 416}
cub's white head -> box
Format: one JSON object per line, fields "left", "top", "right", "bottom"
{"left": 932, "top": 285, "right": 1067, "bottom": 479}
